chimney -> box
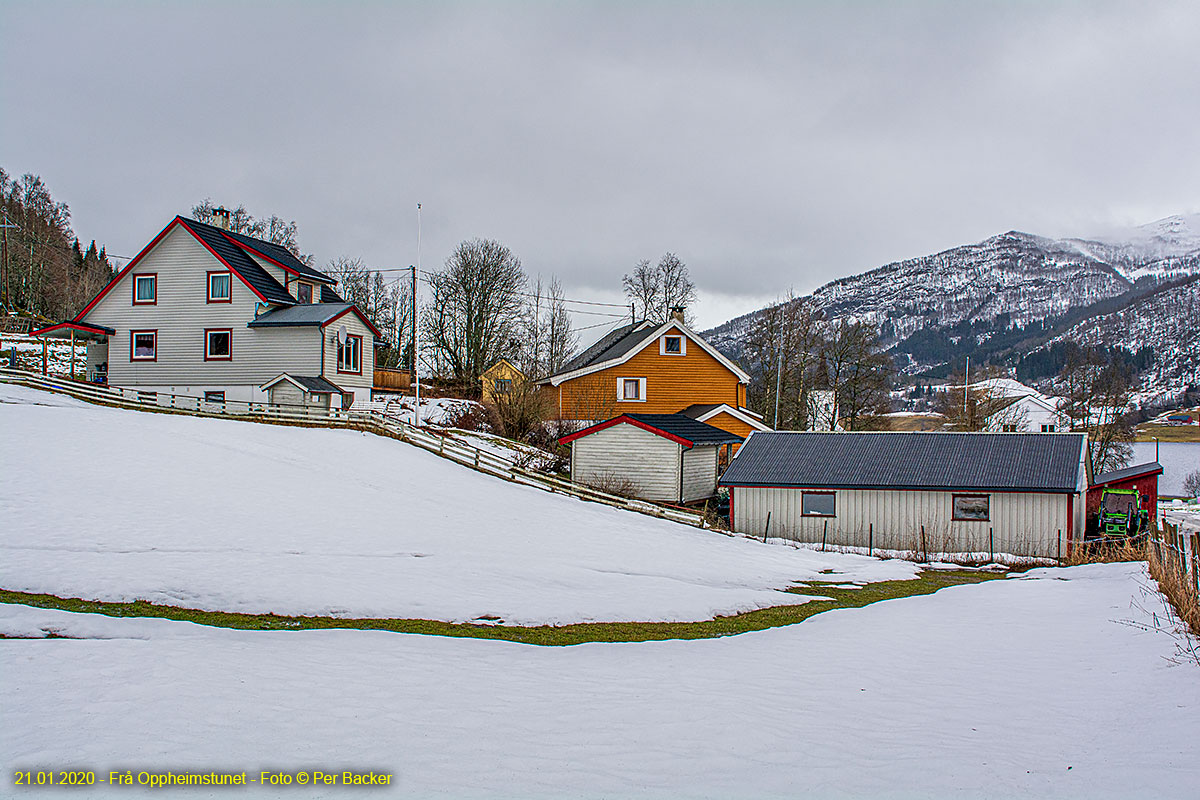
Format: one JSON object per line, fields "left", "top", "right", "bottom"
{"left": 670, "top": 306, "right": 686, "bottom": 324}
{"left": 213, "top": 206, "right": 231, "bottom": 230}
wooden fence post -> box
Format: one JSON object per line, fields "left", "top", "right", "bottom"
{"left": 868, "top": 523, "right": 873, "bottom": 557}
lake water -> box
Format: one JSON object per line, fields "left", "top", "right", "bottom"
{"left": 1130, "top": 441, "right": 1200, "bottom": 496}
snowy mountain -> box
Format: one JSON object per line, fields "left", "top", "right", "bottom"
{"left": 705, "top": 215, "right": 1200, "bottom": 390}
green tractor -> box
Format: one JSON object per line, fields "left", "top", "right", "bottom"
{"left": 1094, "top": 488, "right": 1150, "bottom": 542}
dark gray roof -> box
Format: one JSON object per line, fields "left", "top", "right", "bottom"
{"left": 263, "top": 374, "right": 344, "bottom": 394}
{"left": 623, "top": 413, "right": 744, "bottom": 446}
{"left": 219, "top": 228, "right": 333, "bottom": 284}
{"left": 1092, "top": 461, "right": 1163, "bottom": 486}
{"left": 320, "top": 284, "right": 344, "bottom": 303}
{"left": 720, "top": 432, "right": 1086, "bottom": 493}
{"left": 549, "top": 320, "right": 659, "bottom": 377}
{"left": 680, "top": 403, "right": 723, "bottom": 419}
{"left": 180, "top": 218, "right": 296, "bottom": 305}
{"left": 247, "top": 303, "right": 354, "bottom": 327}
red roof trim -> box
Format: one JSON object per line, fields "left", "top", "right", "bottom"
{"left": 28, "top": 321, "right": 114, "bottom": 337}
{"left": 75, "top": 217, "right": 183, "bottom": 321}
{"left": 559, "top": 415, "right": 693, "bottom": 447}
{"left": 319, "top": 304, "right": 383, "bottom": 338}
{"left": 176, "top": 219, "right": 270, "bottom": 304}
{"left": 218, "top": 231, "right": 328, "bottom": 283}
{"left": 1088, "top": 464, "right": 1164, "bottom": 489}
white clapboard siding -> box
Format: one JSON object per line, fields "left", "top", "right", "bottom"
{"left": 267, "top": 382, "right": 330, "bottom": 410}
{"left": 571, "top": 423, "right": 681, "bottom": 503}
{"left": 321, "top": 311, "right": 375, "bottom": 400}
{"left": 85, "top": 225, "right": 322, "bottom": 390}
{"left": 732, "top": 487, "right": 1072, "bottom": 558}
{"left": 681, "top": 445, "right": 719, "bottom": 502}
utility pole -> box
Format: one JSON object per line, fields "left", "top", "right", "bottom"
{"left": 964, "top": 355, "right": 970, "bottom": 428}
{"left": 0, "top": 210, "right": 15, "bottom": 310}
{"left": 413, "top": 203, "right": 422, "bottom": 426}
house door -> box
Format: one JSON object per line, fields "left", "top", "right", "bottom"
{"left": 86, "top": 340, "right": 109, "bottom": 383}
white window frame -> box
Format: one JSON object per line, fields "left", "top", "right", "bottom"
{"left": 130, "top": 330, "right": 157, "bottom": 361}
{"left": 337, "top": 334, "right": 362, "bottom": 374}
{"left": 133, "top": 274, "right": 157, "bottom": 304}
{"left": 616, "top": 377, "right": 647, "bottom": 402}
{"left": 207, "top": 272, "right": 231, "bottom": 302}
{"left": 660, "top": 334, "right": 686, "bottom": 356}
{"left": 205, "top": 329, "right": 233, "bottom": 361}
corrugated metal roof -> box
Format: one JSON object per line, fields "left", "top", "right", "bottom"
{"left": 720, "top": 432, "right": 1086, "bottom": 493}
{"left": 1092, "top": 461, "right": 1163, "bottom": 486}
{"left": 624, "top": 413, "right": 744, "bottom": 446}
{"left": 247, "top": 303, "right": 354, "bottom": 327}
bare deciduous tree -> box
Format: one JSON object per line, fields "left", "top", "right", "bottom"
{"left": 422, "top": 238, "right": 526, "bottom": 392}
{"left": 324, "top": 256, "right": 410, "bottom": 369}
{"left": 622, "top": 253, "right": 697, "bottom": 324}
{"left": 1057, "top": 350, "right": 1135, "bottom": 474}
{"left": 191, "top": 199, "right": 312, "bottom": 265}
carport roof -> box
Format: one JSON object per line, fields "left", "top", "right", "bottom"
{"left": 720, "top": 431, "right": 1087, "bottom": 493}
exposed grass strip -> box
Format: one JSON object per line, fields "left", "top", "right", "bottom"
{"left": 0, "top": 570, "right": 1004, "bottom": 646}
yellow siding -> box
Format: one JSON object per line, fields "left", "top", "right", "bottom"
{"left": 481, "top": 360, "right": 525, "bottom": 404}
{"left": 557, "top": 331, "right": 743, "bottom": 419}
{"left": 703, "top": 411, "right": 757, "bottom": 453}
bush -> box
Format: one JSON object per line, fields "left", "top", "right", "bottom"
{"left": 1183, "top": 469, "right": 1200, "bottom": 499}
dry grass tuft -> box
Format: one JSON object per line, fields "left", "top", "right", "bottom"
{"left": 1147, "top": 539, "right": 1200, "bottom": 638}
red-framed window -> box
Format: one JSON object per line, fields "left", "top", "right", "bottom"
{"left": 337, "top": 334, "right": 362, "bottom": 374}
{"left": 204, "top": 328, "right": 233, "bottom": 361}
{"left": 130, "top": 330, "right": 157, "bottom": 361}
{"left": 296, "top": 282, "right": 313, "bottom": 303}
{"left": 132, "top": 274, "right": 157, "bottom": 305}
{"left": 207, "top": 271, "right": 232, "bottom": 303}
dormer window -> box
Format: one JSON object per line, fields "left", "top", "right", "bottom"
{"left": 660, "top": 334, "right": 685, "bottom": 356}
{"left": 296, "top": 282, "right": 313, "bottom": 303}
{"left": 133, "top": 274, "right": 157, "bottom": 305}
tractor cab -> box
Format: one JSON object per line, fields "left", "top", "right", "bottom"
{"left": 1096, "top": 488, "right": 1148, "bottom": 540}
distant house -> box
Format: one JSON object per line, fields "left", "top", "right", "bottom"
{"left": 537, "top": 312, "right": 769, "bottom": 442}
{"left": 561, "top": 413, "right": 743, "bottom": 504}
{"left": 30, "top": 215, "right": 380, "bottom": 408}
{"left": 481, "top": 358, "right": 526, "bottom": 404}
{"left": 973, "top": 378, "right": 1068, "bottom": 432}
{"left": 720, "top": 432, "right": 1089, "bottom": 558}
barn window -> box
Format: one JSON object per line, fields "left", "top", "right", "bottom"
{"left": 801, "top": 491, "right": 836, "bottom": 517}
{"left": 660, "top": 335, "right": 686, "bottom": 355}
{"left": 952, "top": 494, "right": 990, "bottom": 521}
{"left": 617, "top": 377, "right": 646, "bottom": 402}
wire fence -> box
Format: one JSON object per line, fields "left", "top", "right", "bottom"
{"left": 1149, "top": 519, "right": 1200, "bottom": 635}
{"left": 0, "top": 367, "right": 704, "bottom": 528}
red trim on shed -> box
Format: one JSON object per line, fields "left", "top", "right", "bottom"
{"left": 559, "top": 414, "right": 694, "bottom": 447}
{"left": 28, "top": 321, "right": 113, "bottom": 338}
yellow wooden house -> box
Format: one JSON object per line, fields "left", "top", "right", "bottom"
{"left": 481, "top": 358, "right": 526, "bottom": 404}
{"left": 538, "top": 317, "right": 770, "bottom": 444}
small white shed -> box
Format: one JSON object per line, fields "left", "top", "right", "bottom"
{"left": 561, "top": 413, "right": 743, "bottom": 504}
{"left": 720, "top": 431, "right": 1089, "bottom": 559}
{"left": 259, "top": 374, "right": 345, "bottom": 412}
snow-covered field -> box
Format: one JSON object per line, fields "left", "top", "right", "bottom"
{"left": 0, "top": 383, "right": 916, "bottom": 625}
{"left": 3, "top": 563, "right": 1197, "bottom": 799}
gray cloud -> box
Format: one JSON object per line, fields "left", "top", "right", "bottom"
{"left": 3, "top": 1, "right": 1198, "bottom": 330}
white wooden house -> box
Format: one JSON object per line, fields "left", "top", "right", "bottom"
{"left": 720, "top": 431, "right": 1089, "bottom": 558}
{"left": 31, "top": 216, "right": 380, "bottom": 408}
{"left": 561, "top": 413, "right": 743, "bottom": 504}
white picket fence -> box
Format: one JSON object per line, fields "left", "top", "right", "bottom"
{"left": 0, "top": 368, "right": 705, "bottom": 527}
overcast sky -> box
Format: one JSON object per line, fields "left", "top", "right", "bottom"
{"left": 3, "top": 1, "right": 1199, "bottom": 333}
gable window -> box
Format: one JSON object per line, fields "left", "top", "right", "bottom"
{"left": 617, "top": 377, "right": 646, "bottom": 402}
{"left": 952, "top": 494, "right": 990, "bottom": 521}
{"left": 660, "top": 334, "right": 686, "bottom": 356}
{"left": 133, "top": 274, "right": 157, "bottom": 305}
{"left": 205, "top": 329, "right": 232, "bottom": 360}
{"left": 207, "top": 272, "right": 231, "bottom": 303}
{"left": 494, "top": 378, "right": 512, "bottom": 394}
{"left": 1041, "top": 423, "right": 1056, "bottom": 432}
{"left": 801, "top": 491, "right": 836, "bottom": 517}
{"left": 296, "top": 282, "right": 313, "bottom": 303}
{"left": 130, "top": 330, "right": 157, "bottom": 361}
{"left": 337, "top": 334, "right": 362, "bottom": 374}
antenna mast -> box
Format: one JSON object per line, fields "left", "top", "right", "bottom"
{"left": 413, "top": 203, "right": 422, "bottom": 426}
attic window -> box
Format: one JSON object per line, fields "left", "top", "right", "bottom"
{"left": 208, "top": 272, "right": 231, "bottom": 303}
{"left": 297, "top": 283, "right": 313, "bottom": 303}
{"left": 660, "top": 335, "right": 685, "bottom": 356}
{"left": 133, "top": 274, "right": 157, "bottom": 305}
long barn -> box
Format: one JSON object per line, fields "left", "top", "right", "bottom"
{"left": 720, "top": 432, "right": 1089, "bottom": 559}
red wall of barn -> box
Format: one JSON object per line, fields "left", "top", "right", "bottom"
{"left": 1085, "top": 473, "right": 1160, "bottom": 525}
